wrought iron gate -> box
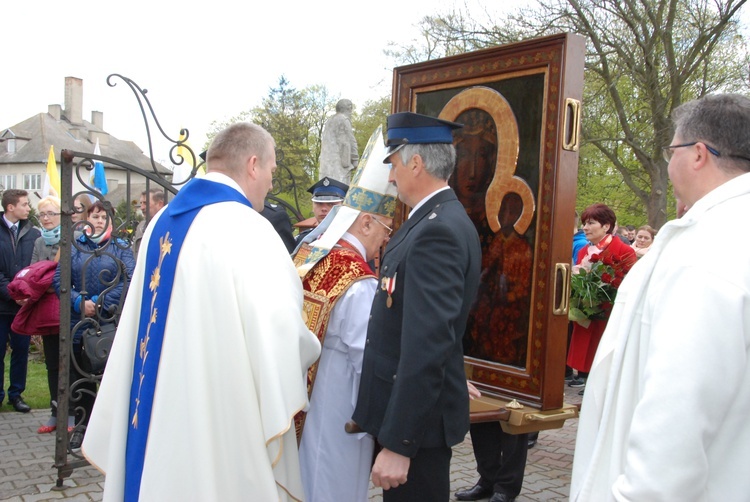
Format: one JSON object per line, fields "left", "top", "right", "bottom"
{"left": 52, "top": 74, "right": 304, "bottom": 486}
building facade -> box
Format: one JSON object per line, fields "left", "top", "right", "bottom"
{"left": 0, "top": 77, "right": 170, "bottom": 208}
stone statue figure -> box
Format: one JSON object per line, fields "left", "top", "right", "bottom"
{"left": 319, "top": 99, "right": 359, "bottom": 184}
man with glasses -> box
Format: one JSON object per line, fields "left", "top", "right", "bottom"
{"left": 352, "top": 113, "right": 482, "bottom": 501}
{"left": 0, "top": 189, "right": 40, "bottom": 413}
{"left": 294, "top": 129, "right": 396, "bottom": 501}
{"left": 572, "top": 93, "right": 750, "bottom": 500}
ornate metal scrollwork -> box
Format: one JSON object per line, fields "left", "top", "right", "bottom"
{"left": 54, "top": 74, "right": 306, "bottom": 485}
{"left": 106, "top": 74, "right": 204, "bottom": 184}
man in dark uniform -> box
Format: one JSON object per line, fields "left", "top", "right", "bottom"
{"left": 260, "top": 201, "right": 295, "bottom": 253}
{"left": 455, "top": 420, "right": 529, "bottom": 502}
{"left": 295, "top": 177, "right": 349, "bottom": 245}
{"left": 352, "top": 112, "right": 482, "bottom": 501}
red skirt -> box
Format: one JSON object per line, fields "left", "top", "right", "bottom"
{"left": 567, "top": 319, "right": 607, "bottom": 373}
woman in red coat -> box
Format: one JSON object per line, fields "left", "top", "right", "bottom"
{"left": 567, "top": 204, "right": 636, "bottom": 390}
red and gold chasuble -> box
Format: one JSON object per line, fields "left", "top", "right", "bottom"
{"left": 294, "top": 242, "right": 374, "bottom": 440}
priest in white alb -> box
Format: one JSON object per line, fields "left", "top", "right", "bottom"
{"left": 571, "top": 94, "right": 750, "bottom": 501}
{"left": 82, "top": 122, "right": 320, "bottom": 501}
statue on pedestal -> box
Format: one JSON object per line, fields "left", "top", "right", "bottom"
{"left": 319, "top": 99, "right": 359, "bottom": 184}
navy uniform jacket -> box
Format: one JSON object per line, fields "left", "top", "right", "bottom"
{"left": 261, "top": 202, "right": 296, "bottom": 253}
{"left": 353, "top": 188, "right": 481, "bottom": 457}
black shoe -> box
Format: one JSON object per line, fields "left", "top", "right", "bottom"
{"left": 9, "top": 397, "right": 30, "bottom": 413}
{"left": 489, "top": 494, "right": 516, "bottom": 502}
{"left": 69, "top": 426, "right": 86, "bottom": 450}
{"left": 528, "top": 436, "right": 538, "bottom": 448}
{"left": 568, "top": 376, "right": 586, "bottom": 388}
{"left": 578, "top": 388, "right": 585, "bottom": 396}
{"left": 455, "top": 483, "right": 493, "bottom": 501}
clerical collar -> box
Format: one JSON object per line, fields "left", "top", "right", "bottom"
{"left": 339, "top": 232, "right": 367, "bottom": 259}
{"left": 409, "top": 186, "right": 450, "bottom": 218}
{"left": 202, "top": 172, "right": 247, "bottom": 202}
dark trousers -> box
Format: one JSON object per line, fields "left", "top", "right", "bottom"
{"left": 69, "top": 343, "right": 97, "bottom": 426}
{"left": 42, "top": 334, "right": 60, "bottom": 416}
{"left": 565, "top": 321, "right": 574, "bottom": 376}
{"left": 383, "top": 445, "right": 452, "bottom": 502}
{"left": 0, "top": 315, "right": 30, "bottom": 402}
{"left": 470, "top": 421, "right": 528, "bottom": 497}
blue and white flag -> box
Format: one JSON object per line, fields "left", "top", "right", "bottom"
{"left": 91, "top": 138, "right": 109, "bottom": 195}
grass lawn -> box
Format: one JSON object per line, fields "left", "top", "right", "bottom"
{"left": 1, "top": 344, "right": 51, "bottom": 412}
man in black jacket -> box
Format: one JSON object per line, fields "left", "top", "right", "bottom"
{"left": 0, "top": 189, "right": 41, "bottom": 412}
{"left": 261, "top": 201, "right": 296, "bottom": 253}
{"left": 353, "top": 113, "right": 482, "bottom": 501}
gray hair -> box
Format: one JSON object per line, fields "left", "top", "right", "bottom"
{"left": 206, "top": 123, "right": 275, "bottom": 173}
{"left": 141, "top": 188, "right": 166, "bottom": 205}
{"left": 672, "top": 93, "right": 750, "bottom": 173}
{"left": 149, "top": 188, "right": 166, "bottom": 206}
{"left": 397, "top": 143, "right": 457, "bottom": 181}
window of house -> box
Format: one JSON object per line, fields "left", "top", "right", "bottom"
{"left": 0, "top": 175, "right": 17, "bottom": 190}
{"left": 23, "top": 174, "right": 41, "bottom": 191}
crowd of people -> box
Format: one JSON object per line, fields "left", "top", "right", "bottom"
{"left": 0, "top": 187, "right": 162, "bottom": 447}
{"left": 1, "top": 92, "right": 748, "bottom": 502}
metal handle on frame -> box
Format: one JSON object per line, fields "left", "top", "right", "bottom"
{"left": 562, "top": 98, "right": 581, "bottom": 151}
{"left": 525, "top": 407, "right": 578, "bottom": 423}
{"left": 553, "top": 262, "right": 571, "bottom": 315}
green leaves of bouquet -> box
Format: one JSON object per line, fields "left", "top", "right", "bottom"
{"left": 568, "top": 253, "right": 623, "bottom": 328}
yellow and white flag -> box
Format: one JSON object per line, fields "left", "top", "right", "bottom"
{"left": 42, "top": 145, "right": 61, "bottom": 198}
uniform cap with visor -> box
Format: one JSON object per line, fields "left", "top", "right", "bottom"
{"left": 383, "top": 112, "right": 463, "bottom": 163}
{"left": 308, "top": 177, "right": 349, "bottom": 203}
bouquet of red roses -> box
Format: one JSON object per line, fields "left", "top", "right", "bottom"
{"left": 568, "top": 253, "right": 624, "bottom": 328}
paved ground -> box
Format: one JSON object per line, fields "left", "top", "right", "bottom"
{"left": 0, "top": 386, "right": 581, "bottom": 501}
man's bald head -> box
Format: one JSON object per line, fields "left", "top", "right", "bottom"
{"left": 206, "top": 123, "right": 275, "bottom": 175}
{"left": 206, "top": 122, "right": 277, "bottom": 210}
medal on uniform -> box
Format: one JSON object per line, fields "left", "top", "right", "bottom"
{"left": 385, "top": 273, "right": 396, "bottom": 308}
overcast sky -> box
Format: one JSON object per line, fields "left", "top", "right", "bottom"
{"left": 1, "top": 0, "right": 511, "bottom": 164}
{"left": 3, "top": 1, "right": 745, "bottom": 167}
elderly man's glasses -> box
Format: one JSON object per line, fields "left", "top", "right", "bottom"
{"left": 661, "top": 141, "right": 750, "bottom": 164}
{"left": 661, "top": 142, "right": 720, "bottom": 162}
{"left": 38, "top": 212, "right": 61, "bottom": 219}
{"left": 373, "top": 217, "right": 393, "bottom": 236}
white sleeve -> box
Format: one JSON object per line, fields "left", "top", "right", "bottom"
{"left": 325, "top": 277, "right": 377, "bottom": 407}
{"left": 614, "top": 268, "right": 749, "bottom": 501}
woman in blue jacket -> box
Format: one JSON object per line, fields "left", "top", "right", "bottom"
{"left": 54, "top": 200, "right": 135, "bottom": 449}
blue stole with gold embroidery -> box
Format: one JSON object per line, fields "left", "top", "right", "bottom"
{"left": 124, "top": 178, "right": 252, "bottom": 501}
